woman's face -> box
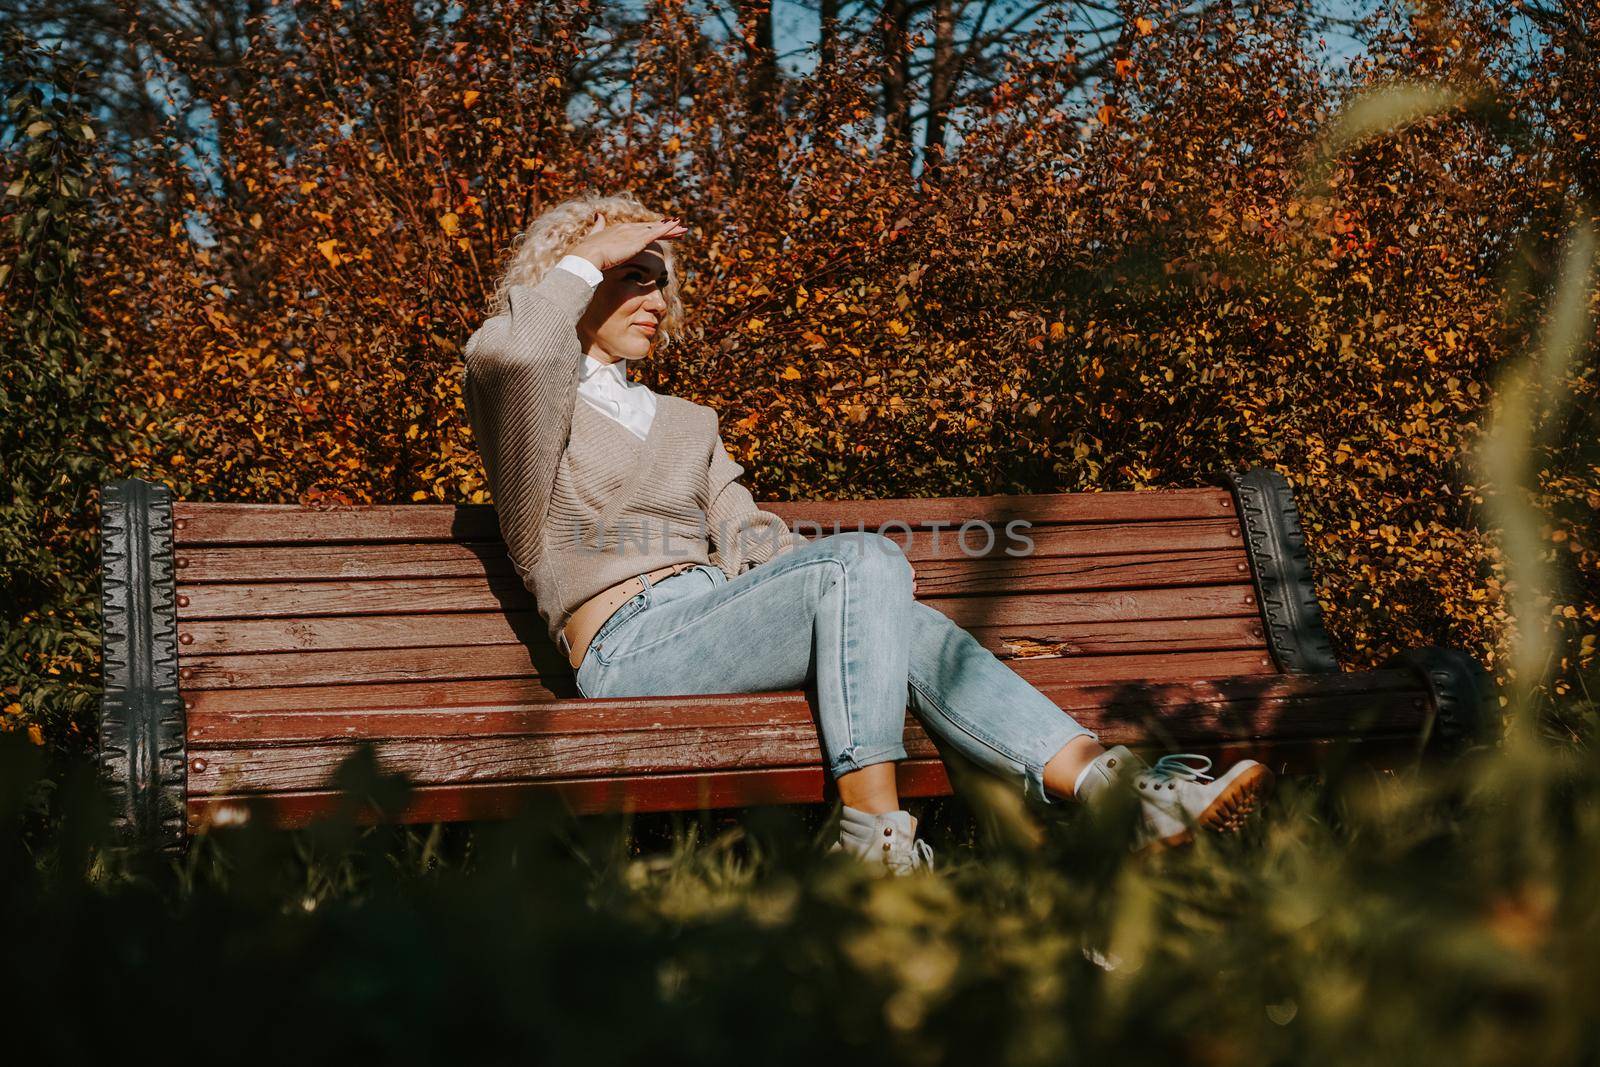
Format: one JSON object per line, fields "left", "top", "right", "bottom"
{"left": 577, "top": 242, "right": 671, "bottom": 364}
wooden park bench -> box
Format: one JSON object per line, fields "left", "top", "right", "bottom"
{"left": 98, "top": 468, "right": 1492, "bottom": 849}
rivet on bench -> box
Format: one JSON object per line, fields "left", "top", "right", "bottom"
{"left": 1244, "top": 595, "right": 1255, "bottom": 605}
{"left": 177, "top": 595, "right": 190, "bottom": 608}
{"left": 174, "top": 519, "right": 187, "bottom": 531}
{"left": 1236, "top": 563, "right": 1247, "bottom": 572}
{"left": 1230, "top": 527, "right": 1240, "bottom": 537}
{"left": 180, "top": 668, "right": 193, "bottom": 681}
{"left": 176, "top": 557, "right": 189, "bottom": 568}
{"left": 179, "top": 633, "right": 193, "bottom": 645}
{"left": 191, "top": 758, "right": 207, "bottom": 772}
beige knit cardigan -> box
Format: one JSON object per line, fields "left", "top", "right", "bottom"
{"left": 462, "top": 266, "right": 809, "bottom": 645}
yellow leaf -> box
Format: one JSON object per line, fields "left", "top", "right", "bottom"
{"left": 1135, "top": 16, "right": 1155, "bottom": 34}
{"left": 27, "top": 724, "right": 43, "bottom": 746}
{"left": 1049, "top": 322, "right": 1066, "bottom": 341}
{"left": 462, "top": 90, "right": 481, "bottom": 107}
{"left": 747, "top": 317, "right": 765, "bottom": 333}
{"left": 781, "top": 365, "right": 802, "bottom": 380}
{"left": 317, "top": 239, "right": 342, "bottom": 266}
{"left": 886, "top": 319, "right": 911, "bottom": 337}
{"left": 411, "top": 490, "right": 429, "bottom": 501}
{"left": 249, "top": 213, "right": 263, "bottom": 229}
{"left": 299, "top": 180, "right": 317, "bottom": 195}
{"left": 2, "top": 703, "right": 20, "bottom": 716}
{"left": 665, "top": 134, "right": 681, "bottom": 153}
{"left": 438, "top": 212, "right": 461, "bottom": 235}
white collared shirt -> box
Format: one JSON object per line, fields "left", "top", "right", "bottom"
{"left": 555, "top": 254, "right": 658, "bottom": 442}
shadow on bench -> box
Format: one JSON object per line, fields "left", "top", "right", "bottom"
{"left": 97, "top": 469, "right": 1492, "bottom": 850}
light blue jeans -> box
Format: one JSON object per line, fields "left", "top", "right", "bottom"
{"left": 573, "top": 531, "right": 1099, "bottom": 806}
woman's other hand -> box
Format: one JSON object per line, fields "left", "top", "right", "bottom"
{"left": 568, "top": 212, "right": 688, "bottom": 273}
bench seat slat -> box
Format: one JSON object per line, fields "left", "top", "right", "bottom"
{"left": 190, "top": 721, "right": 945, "bottom": 793}
{"left": 187, "top": 684, "right": 1427, "bottom": 793}
{"left": 186, "top": 670, "right": 1428, "bottom": 747}
{"left": 189, "top": 760, "right": 961, "bottom": 829}
{"left": 187, "top": 731, "right": 1428, "bottom": 830}
{"left": 172, "top": 489, "right": 1238, "bottom": 546}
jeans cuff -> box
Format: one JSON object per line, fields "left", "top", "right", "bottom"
{"left": 1024, "top": 724, "right": 1101, "bottom": 807}
{"left": 828, "top": 740, "right": 909, "bottom": 779}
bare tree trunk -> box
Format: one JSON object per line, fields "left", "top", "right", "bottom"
{"left": 819, "top": 0, "right": 840, "bottom": 72}
{"left": 734, "top": 0, "right": 781, "bottom": 186}
{"left": 878, "top": 0, "right": 914, "bottom": 167}
{"left": 923, "top": 0, "right": 956, "bottom": 182}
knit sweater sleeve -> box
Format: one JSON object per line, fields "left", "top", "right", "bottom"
{"left": 705, "top": 428, "right": 809, "bottom": 579}
{"left": 462, "top": 267, "right": 597, "bottom": 584}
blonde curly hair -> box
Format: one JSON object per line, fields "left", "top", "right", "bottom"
{"left": 490, "top": 191, "right": 687, "bottom": 350}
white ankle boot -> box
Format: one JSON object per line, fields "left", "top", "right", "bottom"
{"left": 829, "top": 805, "right": 936, "bottom": 874}
{"left": 1075, "top": 745, "right": 1274, "bottom": 850}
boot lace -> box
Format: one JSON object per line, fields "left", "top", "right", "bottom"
{"left": 1136, "top": 753, "right": 1215, "bottom": 790}
{"left": 894, "top": 837, "right": 937, "bottom": 873}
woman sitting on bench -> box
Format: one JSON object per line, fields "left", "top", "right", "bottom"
{"left": 461, "top": 193, "right": 1274, "bottom": 873}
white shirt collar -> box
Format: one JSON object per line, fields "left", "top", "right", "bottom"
{"left": 581, "top": 353, "right": 628, "bottom": 385}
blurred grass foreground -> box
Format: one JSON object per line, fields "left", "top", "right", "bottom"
{"left": 4, "top": 2, "right": 1600, "bottom": 1064}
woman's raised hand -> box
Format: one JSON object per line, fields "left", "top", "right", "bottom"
{"left": 567, "top": 212, "right": 688, "bottom": 273}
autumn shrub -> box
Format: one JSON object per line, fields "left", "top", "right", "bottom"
{"left": 0, "top": 39, "right": 117, "bottom": 765}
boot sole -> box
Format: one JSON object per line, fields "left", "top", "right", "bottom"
{"left": 1147, "top": 762, "right": 1276, "bottom": 850}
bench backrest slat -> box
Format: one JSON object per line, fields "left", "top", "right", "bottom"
{"left": 170, "top": 489, "right": 1238, "bottom": 545}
